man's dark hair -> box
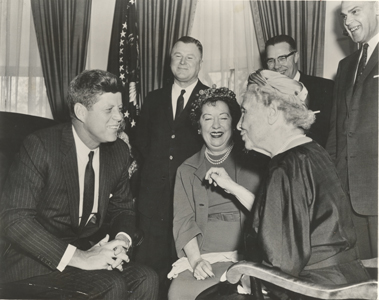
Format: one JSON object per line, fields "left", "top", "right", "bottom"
{"left": 67, "top": 69, "right": 124, "bottom": 118}
{"left": 265, "top": 34, "right": 297, "bottom": 52}
{"left": 172, "top": 36, "right": 203, "bottom": 58}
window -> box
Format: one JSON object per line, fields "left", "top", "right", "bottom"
{"left": 190, "top": 0, "right": 262, "bottom": 102}
{"left": 0, "top": 0, "right": 52, "bottom": 119}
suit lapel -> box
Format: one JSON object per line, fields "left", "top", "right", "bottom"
{"left": 345, "top": 50, "right": 360, "bottom": 108}
{"left": 359, "top": 43, "right": 378, "bottom": 84}
{"left": 163, "top": 85, "right": 174, "bottom": 128}
{"left": 61, "top": 125, "right": 80, "bottom": 227}
{"left": 175, "top": 81, "right": 204, "bottom": 125}
{"left": 98, "top": 144, "right": 111, "bottom": 223}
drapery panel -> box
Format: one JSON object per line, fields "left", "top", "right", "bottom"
{"left": 137, "top": 0, "right": 197, "bottom": 101}
{"left": 31, "top": 0, "right": 92, "bottom": 122}
{"left": 0, "top": 0, "right": 51, "bottom": 119}
{"left": 250, "top": 0, "right": 326, "bottom": 77}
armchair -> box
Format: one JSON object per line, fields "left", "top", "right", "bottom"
{"left": 226, "top": 260, "right": 378, "bottom": 299}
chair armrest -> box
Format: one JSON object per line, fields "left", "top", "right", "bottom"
{"left": 362, "top": 258, "right": 378, "bottom": 269}
{"left": 226, "top": 261, "right": 378, "bottom": 300}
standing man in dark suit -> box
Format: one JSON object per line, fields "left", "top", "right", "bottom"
{"left": 265, "top": 35, "right": 334, "bottom": 147}
{"left": 0, "top": 70, "right": 158, "bottom": 299}
{"left": 134, "top": 36, "right": 208, "bottom": 295}
{"left": 326, "top": 1, "right": 378, "bottom": 260}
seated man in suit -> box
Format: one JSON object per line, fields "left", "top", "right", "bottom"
{"left": 265, "top": 34, "right": 334, "bottom": 147}
{"left": 0, "top": 69, "right": 158, "bottom": 299}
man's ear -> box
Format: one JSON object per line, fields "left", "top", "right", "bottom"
{"left": 294, "top": 51, "right": 300, "bottom": 64}
{"left": 267, "top": 102, "right": 279, "bottom": 125}
{"left": 74, "top": 103, "right": 88, "bottom": 123}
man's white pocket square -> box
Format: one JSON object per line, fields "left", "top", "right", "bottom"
{"left": 374, "top": 75, "right": 379, "bottom": 78}
{"left": 109, "top": 194, "right": 113, "bottom": 198}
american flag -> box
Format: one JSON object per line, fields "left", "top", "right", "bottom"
{"left": 107, "top": 0, "right": 140, "bottom": 139}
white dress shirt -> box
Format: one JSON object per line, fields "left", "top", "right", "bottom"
{"left": 171, "top": 80, "right": 198, "bottom": 119}
{"left": 355, "top": 33, "right": 379, "bottom": 79}
{"left": 293, "top": 71, "right": 301, "bottom": 81}
{"left": 57, "top": 126, "right": 131, "bottom": 271}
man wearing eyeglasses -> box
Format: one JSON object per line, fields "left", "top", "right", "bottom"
{"left": 265, "top": 34, "right": 334, "bottom": 148}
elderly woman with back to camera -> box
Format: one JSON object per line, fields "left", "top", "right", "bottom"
{"left": 167, "top": 86, "right": 268, "bottom": 299}
{"left": 196, "top": 70, "right": 370, "bottom": 300}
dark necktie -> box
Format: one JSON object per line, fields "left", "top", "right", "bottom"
{"left": 354, "top": 43, "right": 369, "bottom": 91}
{"left": 175, "top": 89, "right": 186, "bottom": 119}
{"left": 80, "top": 151, "right": 95, "bottom": 228}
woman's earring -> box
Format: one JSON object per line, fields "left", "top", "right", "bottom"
{"left": 198, "top": 129, "right": 201, "bottom": 134}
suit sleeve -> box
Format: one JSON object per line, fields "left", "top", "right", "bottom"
{"left": 0, "top": 135, "right": 69, "bottom": 270}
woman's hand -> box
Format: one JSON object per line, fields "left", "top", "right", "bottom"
{"left": 205, "top": 167, "right": 256, "bottom": 210}
{"left": 205, "top": 167, "right": 235, "bottom": 192}
{"left": 192, "top": 258, "right": 215, "bottom": 280}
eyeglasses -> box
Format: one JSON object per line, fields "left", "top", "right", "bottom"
{"left": 266, "top": 51, "right": 297, "bottom": 68}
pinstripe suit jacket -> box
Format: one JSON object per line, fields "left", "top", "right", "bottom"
{"left": 0, "top": 123, "right": 135, "bottom": 283}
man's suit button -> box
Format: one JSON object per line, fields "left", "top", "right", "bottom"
{"left": 171, "top": 134, "right": 175, "bottom": 139}
{"left": 169, "top": 155, "right": 173, "bottom": 160}
{"left": 348, "top": 132, "right": 353, "bottom": 137}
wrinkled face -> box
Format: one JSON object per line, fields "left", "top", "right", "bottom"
{"left": 341, "top": 1, "right": 379, "bottom": 44}
{"left": 237, "top": 93, "right": 268, "bottom": 151}
{"left": 81, "top": 92, "right": 123, "bottom": 149}
{"left": 199, "top": 101, "right": 233, "bottom": 154}
{"left": 266, "top": 42, "right": 298, "bottom": 79}
{"left": 170, "top": 42, "right": 202, "bottom": 86}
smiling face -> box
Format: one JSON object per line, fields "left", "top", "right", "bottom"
{"left": 266, "top": 42, "right": 299, "bottom": 79}
{"left": 237, "top": 92, "right": 269, "bottom": 151}
{"left": 79, "top": 92, "right": 123, "bottom": 149}
{"left": 170, "top": 41, "right": 202, "bottom": 87}
{"left": 341, "top": 1, "right": 379, "bottom": 44}
{"left": 199, "top": 101, "right": 233, "bottom": 154}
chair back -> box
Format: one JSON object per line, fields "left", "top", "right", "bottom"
{"left": 0, "top": 112, "right": 57, "bottom": 193}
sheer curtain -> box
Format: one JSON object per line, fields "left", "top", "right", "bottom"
{"left": 0, "top": 0, "right": 52, "bottom": 119}
{"left": 190, "top": 0, "right": 262, "bottom": 102}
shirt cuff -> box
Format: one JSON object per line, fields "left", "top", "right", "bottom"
{"left": 57, "top": 244, "right": 77, "bottom": 272}
{"left": 116, "top": 232, "right": 132, "bottom": 247}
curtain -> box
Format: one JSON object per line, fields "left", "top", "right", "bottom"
{"left": 0, "top": 0, "right": 52, "bottom": 119}
{"left": 31, "top": 0, "right": 92, "bottom": 122}
{"left": 250, "top": 0, "right": 326, "bottom": 77}
{"left": 137, "top": 0, "right": 197, "bottom": 101}
{"left": 190, "top": 0, "right": 262, "bottom": 102}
